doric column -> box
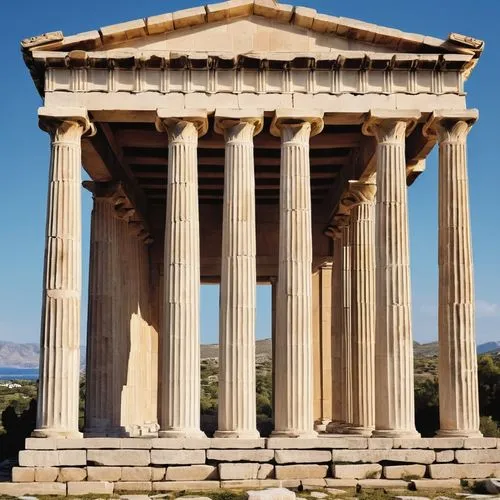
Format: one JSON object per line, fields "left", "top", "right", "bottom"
{"left": 326, "top": 222, "right": 347, "bottom": 433}
{"left": 156, "top": 110, "right": 208, "bottom": 438}
{"left": 84, "top": 185, "right": 116, "bottom": 436}
{"left": 34, "top": 107, "right": 94, "bottom": 438}
{"left": 345, "top": 182, "right": 376, "bottom": 436}
{"left": 312, "top": 262, "right": 333, "bottom": 432}
{"left": 340, "top": 223, "right": 353, "bottom": 429}
{"left": 424, "top": 110, "right": 481, "bottom": 437}
{"left": 363, "top": 110, "right": 421, "bottom": 438}
{"left": 271, "top": 276, "right": 277, "bottom": 425}
{"left": 214, "top": 110, "right": 263, "bottom": 438}
{"left": 270, "top": 109, "right": 324, "bottom": 437}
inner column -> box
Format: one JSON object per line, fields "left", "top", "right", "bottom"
{"left": 271, "top": 110, "right": 324, "bottom": 437}
{"left": 156, "top": 110, "right": 208, "bottom": 438}
{"left": 214, "top": 110, "right": 263, "bottom": 438}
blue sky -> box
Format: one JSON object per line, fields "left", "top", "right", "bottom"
{"left": 0, "top": 0, "right": 499, "bottom": 346}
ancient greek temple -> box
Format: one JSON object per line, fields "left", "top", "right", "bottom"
{"left": 13, "top": 2, "right": 497, "bottom": 493}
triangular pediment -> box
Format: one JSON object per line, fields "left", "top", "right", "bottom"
{"left": 105, "top": 16, "right": 397, "bottom": 55}
{"left": 22, "top": 0, "right": 483, "bottom": 57}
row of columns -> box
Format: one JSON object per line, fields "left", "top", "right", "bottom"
{"left": 33, "top": 105, "right": 481, "bottom": 439}
{"left": 84, "top": 186, "right": 158, "bottom": 437}
{"left": 324, "top": 110, "right": 481, "bottom": 437}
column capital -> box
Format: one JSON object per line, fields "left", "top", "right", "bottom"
{"left": 38, "top": 106, "right": 95, "bottom": 140}
{"left": 325, "top": 213, "right": 350, "bottom": 239}
{"left": 155, "top": 109, "right": 208, "bottom": 138}
{"left": 270, "top": 108, "right": 324, "bottom": 138}
{"left": 362, "top": 110, "right": 421, "bottom": 142}
{"left": 342, "top": 181, "right": 377, "bottom": 208}
{"left": 83, "top": 181, "right": 153, "bottom": 243}
{"left": 214, "top": 109, "right": 264, "bottom": 136}
{"left": 423, "top": 109, "right": 478, "bottom": 143}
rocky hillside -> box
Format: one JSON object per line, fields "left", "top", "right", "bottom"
{"left": 0, "top": 342, "right": 40, "bottom": 368}
{"left": 0, "top": 338, "right": 498, "bottom": 368}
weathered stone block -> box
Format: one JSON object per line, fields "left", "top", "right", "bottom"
{"left": 333, "top": 464, "right": 382, "bottom": 479}
{"left": 246, "top": 486, "right": 296, "bottom": 500}
{"left": 435, "top": 450, "right": 454, "bottom": 463}
{"left": 275, "top": 465, "right": 328, "bottom": 479}
{"left": 207, "top": 449, "right": 273, "bottom": 462}
{"left": 0, "top": 482, "right": 67, "bottom": 496}
{"left": 12, "top": 466, "right": 34, "bottom": 482}
{"left": 151, "top": 438, "right": 210, "bottom": 449}
{"left": 331, "top": 449, "right": 435, "bottom": 464}
{"left": 275, "top": 450, "right": 331, "bottom": 464}
{"left": 56, "top": 437, "right": 121, "bottom": 448}
{"left": 121, "top": 438, "right": 153, "bottom": 449}
{"left": 152, "top": 466, "right": 166, "bottom": 481}
{"left": 57, "top": 467, "right": 87, "bottom": 482}
{"left": 165, "top": 465, "right": 217, "bottom": 480}
{"left": 367, "top": 438, "right": 394, "bottom": 449}
{"left": 303, "top": 480, "right": 328, "bottom": 488}
{"left": 121, "top": 467, "right": 152, "bottom": 481}
{"left": 221, "top": 480, "right": 261, "bottom": 488}
{"left": 463, "top": 437, "right": 498, "bottom": 449}
{"left": 383, "top": 465, "right": 426, "bottom": 479}
{"left": 258, "top": 464, "right": 275, "bottom": 479}
{"left": 67, "top": 480, "right": 114, "bottom": 495}
{"left": 114, "top": 481, "right": 153, "bottom": 492}
{"left": 210, "top": 438, "right": 265, "bottom": 448}
{"left": 88, "top": 449, "right": 150, "bottom": 466}
{"left": 455, "top": 449, "right": 500, "bottom": 463}
{"left": 357, "top": 479, "right": 408, "bottom": 488}
{"left": 25, "top": 437, "right": 56, "bottom": 450}
{"left": 219, "top": 463, "right": 260, "bottom": 480}
{"left": 410, "top": 478, "right": 461, "bottom": 489}
{"left": 152, "top": 480, "right": 220, "bottom": 491}
{"left": 87, "top": 466, "right": 122, "bottom": 481}
{"left": 267, "top": 437, "right": 367, "bottom": 449}
{"left": 429, "top": 463, "right": 500, "bottom": 479}
{"left": 34, "top": 467, "right": 59, "bottom": 482}
{"left": 325, "top": 478, "right": 357, "bottom": 487}
{"left": 393, "top": 438, "right": 463, "bottom": 449}
{"left": 151, "top": 449, "right": 205, "bottom": 465}
{"left": 18, "top": 450, "right": 86, "bottom": 467}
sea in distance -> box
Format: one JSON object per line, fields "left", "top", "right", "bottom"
{"left": 0, "top": 367, "right": 38, "bottom": 381}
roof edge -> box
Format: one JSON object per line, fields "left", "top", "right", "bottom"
{"left": 21, "top": 1, "right": 484, "bottom": 57}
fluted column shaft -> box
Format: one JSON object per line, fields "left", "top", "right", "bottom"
{"left": 329, "top": 236, "right": 344, "bottom": 427}
{"left": 347, "top": 186, "right": 376, "bottom": 435}
{"left": 158, "top": 117, "right": 205, "bottom": 438}
{"left": 216, "top": 118, "right": 260, "bottom": 438}
{"left": 273, "top": 121, "right": 316, "bottom": 437}
{"left": 431, "top": 114, "right": 481, "bottom": 437}
{"left": 85, "top": 197, "right": 115, "bottom": 434}
{"left": 364, "top": 114, "right": 419, "bottom": 437}
{"left": 340, "top": 224, "right": 353, "bottom": 427}
{"left": 34, "top": 110, "right": 92, "bottom": 438}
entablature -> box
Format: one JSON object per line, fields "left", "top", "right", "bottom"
{"left": 37, "top": 51, "right": 470, "bottom": 96}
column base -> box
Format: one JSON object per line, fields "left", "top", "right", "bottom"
{"left": 214, "top": 430, "right": 260, "bottom": 439}
{"left": 314, "top": 419, "right": 332, "bottom": 433}
{"left": 372, "top": 429, "right": 421, "bottom": 438}
{"left": 32, "top": 428, "right": 83, "bottom": 439}
{"left": 158, "top": 429, "right": 207, "bottom": 439}
{"left": 345, "top": 426, "right": 374, "bottom": 437}
{"left": 436, "top": 429, "right": 483, "bottom": 438}
{"left": 326, "top": 420, "right": 346, "bottom": 434}
{"left": 271, "top": 429, "right": 318, "bottom": 438}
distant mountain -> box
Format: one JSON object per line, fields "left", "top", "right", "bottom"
{"left": 0, "top": 342, "right": 86, "bottom": 369}
{"left": 477, "top": 341, "right": 500, "bottom": 354}
{"left": 0, "top": 342, "right": 40, "bottom": 368}
{"left": 0, "top": 338, "right": 498, "bottom": 368}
